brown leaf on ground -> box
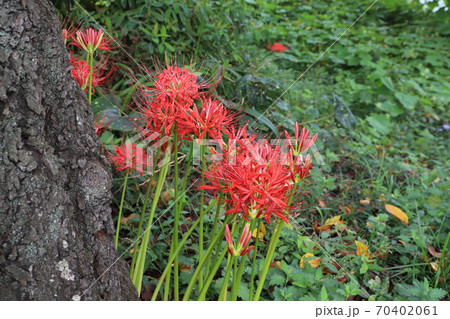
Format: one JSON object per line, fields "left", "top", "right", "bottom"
{"left": 428, "top": 244, "right": 447, "bottom": 258}
{"left": 339, "top": 204, "right": 352, "bottom": 214}
{"left": 429, "top": 261, "right": 439, "bottom": 272}
{"left": 318, "top": 199, "right": 326, "bottom": 207}
{"left": 337, "top": 275, "right": 348, "bottom": 284}
{"left": 385, "top": 204, "right": 409, "bottom": 226}
{"left": 337, "top": 250, "right": 356, "bottom": 258}
{"left": 270, "top": 261, "right": 282, "bottom": 269}
{"left": 315, "top": 215, "right": 347, "bottom": 232}
{"left": 121, "top": 213, "right": 139, "bottom": 224}
{"left": 179, "top": 264, "right": 192, "bottom": 272}
{"left": 300, "top": 253, "right": 321, "bottom": 268}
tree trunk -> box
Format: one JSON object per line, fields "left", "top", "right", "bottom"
{"left": 0, "top": 0, "right": 137, "bottom": 300}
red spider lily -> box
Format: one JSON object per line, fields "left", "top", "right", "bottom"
{"left": 284, "top": 123, "right": 318, "bottom": 155}
{"left": 60, "top": 16, "right": 82, "bottom": 45}
{"left": 140, "top": 64, "right": 221, "bottom": 108}
{"left": 184, "top": 98, "right": 238, "bottom": 140}
{"left": 137, "top": 65, "right": 224, "bottom": 143}
{"left": 151, "top": 65, "right": 201, "bottom": 108}
{"left": 201, "top": 130, "right": 294, "bottom": 224}
{"left": 108, "top": 143, "right": 147, "bottom": 175}
{"left": 267, "top": 43, "right": 289, "bottom": 53}
{"left": 70, "top": 57, "right": 90, "bottom": 90}
{"left": 69, "top": 55, "right": 115, "bottom": 93}
{"left": 94, "top": 113, "right": 112, "bottom": 135}
{"left": 70, "top": 28, "right": 115, "bottom": 53}
{"left": 281, "top": 123, "right": 317, "bottom": 182}
{"left": 225, "top": 223, "right": 252, "bottom": 256}
{"left": 140, "top": 100, "right": 193, "bottom": 141}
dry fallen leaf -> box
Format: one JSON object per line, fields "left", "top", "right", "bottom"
{"left": 428, "top": 244, "right": 447, "bottom": 258}
{"left": 429, "top": 261, "right": 439, "bottom": 272}
{"left": 355, "top": 240, "right": 371, "bottom": 258}
{"left": 300, "top": 253, "right": 321, "bottom": 268}
{"left": 397, "top": 240, "right": 407, "bottom": 246}
{"left": 252, "top": 221, "right": 266, "bottom": 240}
{"left": 318, "top": 199, "right": 326, "bottom": 207}
{"left": 337, "top": 275, "right": 348, "bottom": 283}
{"left": 270, "top": 260, "right": 282, "bottom": 269}
{"left": 316, "top": 215, "right": 346, "bottom": 232}
{"left": 179, "top": 264, "right": 192, "bottom": 273}
{"left": 161, "top": 189, "right": 174, "bottom": 204}
{"left": 339, "top": 204, "right": 352, "bottom": 214}
{"left": 385, "top": 204, "right": 409, "bottom": 226}
{"left": 360, "top": 198, "right": 371, "bottom": 205}
{"left": 337, "top": 250, "right": 356, "bottom": 258}
{"left": 121, "top": 213, "right": 139, "bottom": 224}
{"left": 322, "top": 260, "right": 343, "bottom": 274}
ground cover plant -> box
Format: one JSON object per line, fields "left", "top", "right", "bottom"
{"left": 56, "top": 0, "right": 449, "bottom": 300}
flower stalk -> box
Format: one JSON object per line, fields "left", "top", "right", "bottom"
{"left": 132, "top": 141, "right": 172, "bottom": 295}
{"left": 114, "top": 170, "right": 129, "bottom": 249}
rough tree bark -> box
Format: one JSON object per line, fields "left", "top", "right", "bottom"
{"left": 0, "top": 0, "right": 137, "bottom": 300}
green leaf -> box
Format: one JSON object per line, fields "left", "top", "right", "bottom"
{"left": 238, "top": 284, "right": 250, "bottom": 300}
{"left": 99, "top": 108, "right": 135, "bottom": 132}
{"left": 395, "top": 92, "right": 418, "bottom": 110}
{"left": 269, "top": 273, "right": 285, "bottom": 286}
{"left": 328, "top": 93, "right": 357, "bottom": 129}
{"left": 320, "top": 286, "right": 328, "bottom": 301}
{"left": 381, "top": 76, "right": 395, "bottom": 91}
{"left": 429, "top": 288, "right": 447, "bottom": 300}
{"left": 243, "top": 107, "right": 279, "bottom": 135}
{"left": 377, "top": 100, "right": 404, "bottom": 117}
{"left": 360, "top": 262, "right": 368, "bottom": 274}
{"left": 366, "top": 113, "right": 391, "bottom": 134}
{"left": 92, "top": 94, "right": 122, "bottom": 115}
{"left": 367, "top": 263, "right": 386, "bottom": 272}
{"left": 275, "top": 100, "right": 290, "bottom": 112}
{"left": 109, "top": 116, "right": 136, "bottom": 132}
{"left": 164, "top": 42, "right": 176, "bottom": 52}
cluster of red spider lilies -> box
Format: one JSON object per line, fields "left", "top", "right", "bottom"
{"left": 62, "top": 21, "right": 317, "bottom": 300}
{"left": 62, "top": 19, "right": 115, "bottom": 102}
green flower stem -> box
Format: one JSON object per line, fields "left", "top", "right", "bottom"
{"left": 132, "top": 143, "right": 172, "bottom": 295}
{"left": 163, "top": 237, "right": 174, "bottom": 301}
{"left": 252, "top": 181, "right": 299, "bottom": 301}
{"left": 159, "top": 196, "right": 219, "bottom": 301}
{"left": 197, "top": 219, "right": 244, "bottom": 301}
{"left": 130, "top": 147, "right": 161, "bottom": 275}
{"left": 253, "top": 220, "right": 284, "bottom": 301}
{"left": 177, "top": 142, "right": 194, "bottom": 213}
{"left": 87, "top": 52, "right": 94, "bottom": 103}
{"left": 162, "top": 139, "right": 193, "bottom": 300}
{"left": 198, "top": 143, "right": 207, "bottom": 290}
{"left": 204, "top": 193, "right": 223, "bottom": 280}
{"left": 249, "top": 220, "right": 261, "bottom": 300}
{"left": 151, "top": 218, "right": 201, "bottom": 301}
{"left": 197, "top": 242, "right": 228, "bottom": 301}
{"left": 114, "top": 171, "right": 129, "bottom": 249}
{"left": 218, "top": 254, "right": 235, "bottom": 301}
{"left": 230, "top": 218, "right": 257, "bottom": 301}
{"left": 182, "top": 215, "right": 234, "bottom": 301}
{"left": 164, "top": 130, "right": 180, "bottom": 301}
{"left": 230, "top": 254, "right": 240, "bottom": 300}
{"left": 217, "top": 219, "right": 238, "bottom": 301}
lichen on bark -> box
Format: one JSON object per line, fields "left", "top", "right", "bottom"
{"left": 0, "top": 0, "right": 137, "bottom": 300}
